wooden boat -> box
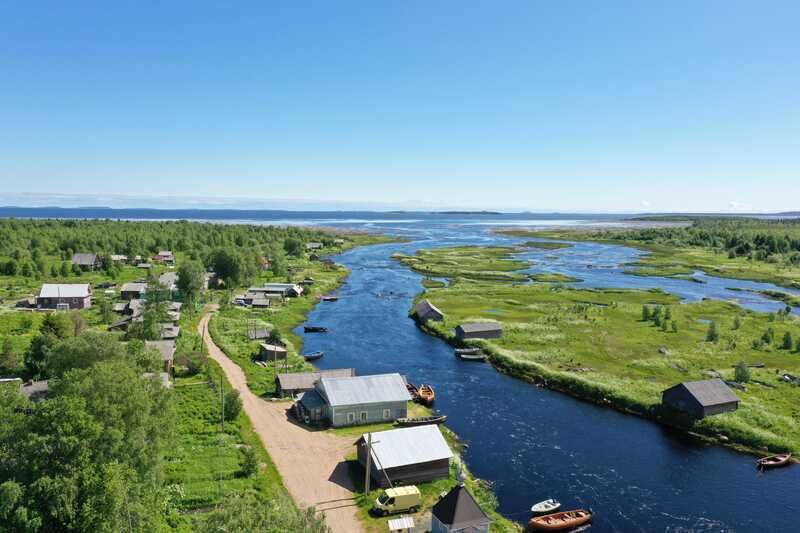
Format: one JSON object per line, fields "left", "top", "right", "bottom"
{"left": 395, "top": 415, "right": 447, "bottom": 427}
{"left": 456, "top": 351, "right": 487, "bottom": 362}
{"left": 529, "top": 509, "right": 592, "bottom": 531}
{"left": 304, "top": 326, "right": 328, "bottom": 333}
{"left": 417, "top": 384, "right": 435, "bottom": 406}
{"left": 757, "top": 453, "right": 792, "bottom": 469}
{"left": 406, "top": 382, "right": 419, "bottom": 400}
{"left": 321, "top": 295, "right": 339, "bottom": 302}
{"left": 530, "top": 499, "right": 561, "bottom": 515}
{"left": 455, "top": 347, "right": 481, "bottom": 355}
{"left": 303, "top": 351, "right": 324, "bottom": 361}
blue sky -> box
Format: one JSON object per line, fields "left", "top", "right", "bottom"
{"left": 1, "top": 1, "right": 798, "bottom": 212}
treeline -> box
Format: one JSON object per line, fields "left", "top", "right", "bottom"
{"left": 0, "top": 219, "right": 341, "bottom": 284}
{"left": 602, "top": 217, "right": 800, "bottom": 264}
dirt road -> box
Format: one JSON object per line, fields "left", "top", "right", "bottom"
{"left": 198, "top": 313, "right": 365, "bottom": 533}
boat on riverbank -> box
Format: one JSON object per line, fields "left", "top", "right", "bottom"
{"left": 304, "top": 326, "right": 328, "bottom": 333}
{"left": 757, "top": 453, "right": 792, "bottom": 470}
{"left": 455, "top": 350, "right": 487, "bottom": 362}
{"left": 529, "top": 509, "right": 592, "bottom": 531}
{"left": 303, "top": 351, "right": 324, "bottom": 361}
{"left": 321, "top": 295, "right": 339, "bottom": 301}
{"left": 395, "top": 415, "right": 447, "bottom": 427}
{"left": 417, "top": 384, "right": 435, "bottom": 406}
{"left": 530, "top": 499, "right": 561, "bottom": 515}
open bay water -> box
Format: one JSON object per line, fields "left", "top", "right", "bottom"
{"left": 9, "top": 208, "right": 799, "bottom": 531}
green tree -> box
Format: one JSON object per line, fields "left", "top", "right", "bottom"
{"left": 40, "top": 312, "right": 74, "bottom": 339}
{"left": 177, "top": 260, "right": 206, "bottom": 302}
{"left": 199, "top": 492, "right": 329, "bottom": 533}
{"left": 733, "top": 315, "right": 742, "bottom": 330}
{"left": 283, "top": 237, "right": 304, "bottom": 257}
{"left": 23, "top": 333, "right": 57, "bottom": 379}
{"left": 240, "top": 447, "right": 259, "bottom": 477}
{"left": 641, "top": 305, "right": 650, "bottom": 321}
{"left": 664, "top": 306, "right": 672, "bottom": 320}
{"left": 1, "top": 338, "right": 17, "bottom": 371}
{"left": 223, "top": 390, "right": 242, "bottom": 422}
{"left": 99, "top": 299, "right": 114, "bottom": 323}
{"left": 706, "top": 321, "right": 719, "bottom": 342}
{"left": 268, "top": 243, "right": 288, "bottom": 277}
{"left": 671, "top": 321, "right": 678, "bottom": 333}
{"left": 661, "top": 319, "right": 668, "bottom": 332}
{"left": 59, "top": 261, "right": 70, "bottom": 277}
{"left": 734, "top": 361, "right": 751, "bottom": 383}
{"left": 49, "top": 263, "right": 59, "bottom": 277}
{"left": 47, "top": 331, "right": 126, "bottom": 377}
{"left": 782, "top": 331, "right": 794, "bottom": 350}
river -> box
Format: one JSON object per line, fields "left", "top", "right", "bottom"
{"left": 293, "top": 215, "right": 800, "bottom": 533}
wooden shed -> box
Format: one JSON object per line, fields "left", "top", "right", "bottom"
{"left": 71, "top": 252, "right": 100, "bottom": 271}
{"left": 662, "top": 378, "right": 740, "bottom": 418}
{"left": 120, "top": 282, "right": 148, "bottom": 300}
{"left": 276, "top": 368, "right": 356, "bottom": 397}
{"left": 356, "top": 425, "right": 453, "bottom": 488}
{"left": 259, "top": 342, "right": 288, "bottom": 361}
{"left": 455, "top": 322, "right": 502, "bottom": 340}
{"left": 413, "top": 299, "right": 444, "bottom": 323}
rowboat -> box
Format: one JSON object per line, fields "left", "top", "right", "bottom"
{"left": 530, "top": 499, "right": 561, "bottom": 515}
{"left": 417, "top": 384, "right": 435, "bottom": 406}
{"left": 321, "top": 296, "right": 339, "bottom": 302}
{"left": 455, "top": 347, "right": 481, "bottom": 355}
{"left": 304, "top": 326, "right": 328, "bottom": 333}
{"left": 395, "top": 415, "right": 447, "bottom": 427}
{"left": 303, "top": 351, "right": 324, "bottom": 361}
{"left": 529, "top": 509, "right": 592, "bottom": 531}
{"left": 406, "top": 382, "right": 419, "bottom": 400}
{"left": 757, "top": 453, "right": 792, "bottom": 469}
{"left": 456, "top": 351, "right": 487, "bottom": 362}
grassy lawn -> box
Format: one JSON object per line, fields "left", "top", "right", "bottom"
{"left": 393, "top": 246, "right": 531, "bottom": 282}
{"left": 402, "top": 246, "right": 800, "bottom": 455}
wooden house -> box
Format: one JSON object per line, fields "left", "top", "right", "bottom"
{"left": 662, "top": 379, "right": 740, "bottom": 418}
{"left": 153, "top": 250, "right": 175, "bottom": 265}
{"left": 120, "top": 282, "right": 147, "bottom": 300}
{"left": 276, "top": 368, "right": 355, "bottom": 397}
{"left": 259, "top": 342, "right": 288, "bottom": 361}
{"left": 305, "top": 242, "right": 323, "bottom": 251}
{"left": 356, "top": 425, "right": 453, "bottom": 488}
{"left": 455, "top": 322, "right": 502, "bottom": 340}
{"left": 413, "top": 299, "right": 444, "bottom": 323}
{"left": 36, "top": 283, "right": 92, "bottom": 310}
{"left": 146, "top": 340, "right": 177, "bottom": 374}
{"left": 311, "top": 373, "right": 411, "bottom": 427}
{"left": 431, "top": 484, "right": 491, "bottom": 533}
{"left": 71, "top": 253, "right": 100, "bottom": 271}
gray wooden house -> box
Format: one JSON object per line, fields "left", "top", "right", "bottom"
{"left": 71, "top": 252, "right": 100, "bottom": 271}
{"left": 662, "top": 378, "right": 740, "bottom": 418}
{"left": 120, "top": 282, "right": 148, "bottom": 300}
{"left": 431, "top": 484, "right": 490, "bottom": 533}
{"left": 36, "top": 283, "right": 92, "bottom": 310}
{"left": 146, "top": 340, "right": 177, "bottom": 374}
{"left": 312, "top": 373, "right": 411, "bottom": 427}
{"left": 414, "top": 299, "right": 444, "bottom": 323}
{"left": 276, "top": 368, "right": 355, "bottom": 397}
{"left": 455, "top": 322, "right": 502, "bottom": 340}
{"left": 356, "top": 425, "right": 453, "bottom": 488}
{"left": 259, "top": 342, "right": 288, "bottom": 361}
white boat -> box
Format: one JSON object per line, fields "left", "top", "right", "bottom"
{"left": 531, "top": 499, "right": 561, "bottom": 515}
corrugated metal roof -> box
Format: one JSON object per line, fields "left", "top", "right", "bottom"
{"left": 360, "top": 425, "right": 453, "bottom": 470}
{"left": 457, "top": 322, "right": 502, "bottom": 333}
{"left": 319, "top": 373, "right": 410, "bottom": 407}
{"left": 278, "top": 368, "right": 355, "bottom": 391}
{"left": 145, "top": 340, "right": 176, "bottom": 361}
{"left": 671, "top": 379, "right": 739, "bottom": 407}
{"left": 38, "top": 283, "right": 91, "bottom": 298}
{"left": 121, "top": 282, "right": 148, "bottom": 293}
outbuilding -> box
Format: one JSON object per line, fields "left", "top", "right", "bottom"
{"left": 259, "top": 342, "right": 288, "bottom": 361}
{"left": 120, "top": 282, "right": 148, "bottom": 300}
{"left": 146, "top": 340, "right": 177, "bottom": 374}
{"left": 431, "top": 484, "right": 491, "bottom": 533}
{"left": 314, "top": 373, "right": 411, "bottom": 427}
{"left": 36, "top": 283, "right": 92, "bottom": 310}
{"left": 413, "top": 299, "right": 444, "bottom": 323}
{"left": 455, "top": 322, "right": 502, "bottom": 340}
{"left": 276, "top": 368, "right": 356, "bottom": 397}
{"left": 72, "top": 253, "right": 100, "bottom": 271}
{"left": 662, "top": 378, "right": 740, "bottom": 418}
{"left": 356, "top": 425, "right": 453, "bottom": 488}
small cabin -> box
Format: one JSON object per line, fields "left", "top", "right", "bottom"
{"left": 413, "top": 299, "right": 444, "bottom": 323}
{"left": 357, "top": 425, "right": 453, "bottom": 488}
{"left": 662, "top": 378, "right": 740, "bottom": 418}
{"left": 305, "top": 242, "right": 323, "bottom": 250}
{"left": 146, "top": 340, "right": 177, "bottom": 374}
{"left": 259, "top": 343, "right": 288, "bottom": 361}
{"left": 120, "top": 282, "right": 148, "bottom": 300}
{"left": 431, "top": 484, "right": 490, "bottom": 533}
{"left": 72, "top": 253, "right": 100, "bottom": 271}
{"left": 153, "top": 250, "right": 175, "bottom": 264}
{"left": 36, "top": 283, "right": 92, "bottom": 310}
{"left": 455, "top": 322, "right": 502, "bottom": 340}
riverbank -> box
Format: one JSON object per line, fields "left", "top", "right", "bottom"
{"left": 400, "top": 246, "right": 800, "bottom": 456}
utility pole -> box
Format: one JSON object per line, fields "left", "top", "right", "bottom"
{"left": 364, "top": 433, "right": 372, "bottom": 494}
{"left": 220, "top": 376, "right": 225, "bottom": 433}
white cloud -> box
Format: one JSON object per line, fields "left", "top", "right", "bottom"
{"left": 640, "top": 200, "right": 651, "bottom": 208}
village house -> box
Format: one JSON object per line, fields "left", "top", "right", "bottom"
{"left": 259, "top": 342, "right": 288, "bottom": 361}
{"left": 662, "top": 378, "right": 740, "bottom": 418}
{"left": 145, "top": 339, "right": 177, "bottom": 374}
{"left": 356, "top": 425, "right": 453, "bottom": 488}
{"left": 158, "top": 271, "right": 179, "bottom": 292}
{"left": 455, "top": 322, "right": 502, "bottom": 340}
{"left": 259, "top": 283, "right": 304, "bottom": 298}
{"left": 299, "top": 373, "right": 411, "bottom": 427}
{"left": 431, "top": 483, "right": 491, "bottom": 533}
{"left": 36, "top": 283, "right": 92, "bottom": 310}
{"left": 305, "top": 242, "right": 323, "bottom": 250}
{"left": 110, "top": 254, "right": 128, "bottom": 263}
{"left": 333, "top": 238, "right": 345, "bottom": 245}
{"left": 276, "top": 368, "right": 356, "bottom": 397}
{"left": 113, "top": 298, "right": 145, "bottom": 316}
{"left": 160, "top": 324, "right": 180, "bottom": 340}
{"left": 413, "top": 299, "right": 444, "bottom": 323}
{"left": 153, "top": 250, "right": 175, "bottom": 265}
{"left": 120, "top": 282, "right": 148, "bottom": 300}
{"left": 71, "top": 253, "right": 101, "bottom": 271}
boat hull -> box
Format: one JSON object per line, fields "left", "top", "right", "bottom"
{"left": 395, "top": 415, "right": 447, "bottom": 427}
{"left": 529, "top": 510, "right": 592, "bottom": 531}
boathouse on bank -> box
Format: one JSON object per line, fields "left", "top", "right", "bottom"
{"left": 303, "top": 373, "right": 411, "bottom": 427}
{"left": 356, "top": 425, "right": 453, "bottom": 488}
{"left": 431, "top": 483, "right": 491, "bottom": 533}
{"left": 661, "top": 378, "right": 740, "bottom": 418}
{"left": 259, "top": 343, "right": 288, "bottom": 361}
{"left": 414, "top": 299, "right": 444, "bottom": 323}
{"left": 455, "top": 322, "right": 502, "bottom": 340}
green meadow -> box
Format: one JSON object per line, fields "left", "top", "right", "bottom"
{"left": 402, "top": 246, "right": 800, "bottom": 454}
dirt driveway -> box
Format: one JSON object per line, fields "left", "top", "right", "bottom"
{"left": 198, "top": 313, "right": 365, "bottom": 533}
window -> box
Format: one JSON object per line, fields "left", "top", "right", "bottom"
{"left": 382, "top": 409, "right": 391, "bottom": 420}
{"left": 360, "top": 411, "right": 368, "bottom": 422}
{"left": 347, "top": 412, "right": 355, "bottom": 424}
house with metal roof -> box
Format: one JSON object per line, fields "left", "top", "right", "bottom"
{"left": 158, "top": 271, "right": 179, "bottom": 291}
{"left": 455, "top": 322, "right": 502, "bottom": 340}
{"left": 431, "top": 483, "right": 490, "bottom": 533}
{"left": 36, "top": 283, "right": 92, "bottom": 309}
{"left": 312, "top": 373, "right": 411, "bottom": 427}
{"left": 71, "top": 252, "right": 100, "bottom": 271}
{"left": 257, "top": 283, "right": 304, "bottom": 297}
{"left": 146, "top": 340, "right": 177, "bottom": 374}
{"left": 276, "top": 368, "right": 356, "bottom": 397}
{"left": 413, "top": 299, "right": 444, "bottom": 323}
{"left": 662, "top": 378, "right": 740, "bottom": 418}
{"left": 153, "top": 250, "right": 175, "bottom": 264}
{"left": 306, "top": 242, "right": 324, "bottom": 250}
{"left": 356, "top": 425, "right": 453, "bottom": 488}
{"left": 120, "top": 282, "right": 148, "bottom": 300}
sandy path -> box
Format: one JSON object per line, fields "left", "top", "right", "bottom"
{"left": 198, "top": 313, "right": 365, "bottom": 533}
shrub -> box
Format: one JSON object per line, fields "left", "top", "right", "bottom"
{"left": 240, "top": 446, "right": 259, "bottom": 477}
{"left": 734, "top": 361, "right": 751, "bottom": 383}
{"left": 224, "top": 390, "right": 242, "bottom": 421}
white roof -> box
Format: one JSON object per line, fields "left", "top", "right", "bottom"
{"left": 121, "top": 282, "right": 148, "bottom": 292}
{"left": 39, "top": 283, "right": 90, "bottom": 298}
{"left": 361, "top": 425, "right": 453, "bottom": 470}
{"left": 388, "top": 516, "right": 415, "bottom": 531}
{"left": 319, "top": 373, "right": 411, "bottom": 407}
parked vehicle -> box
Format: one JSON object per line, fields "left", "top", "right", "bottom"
{"left": 372, "top": 486, "right": 421, "bottom": 516}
